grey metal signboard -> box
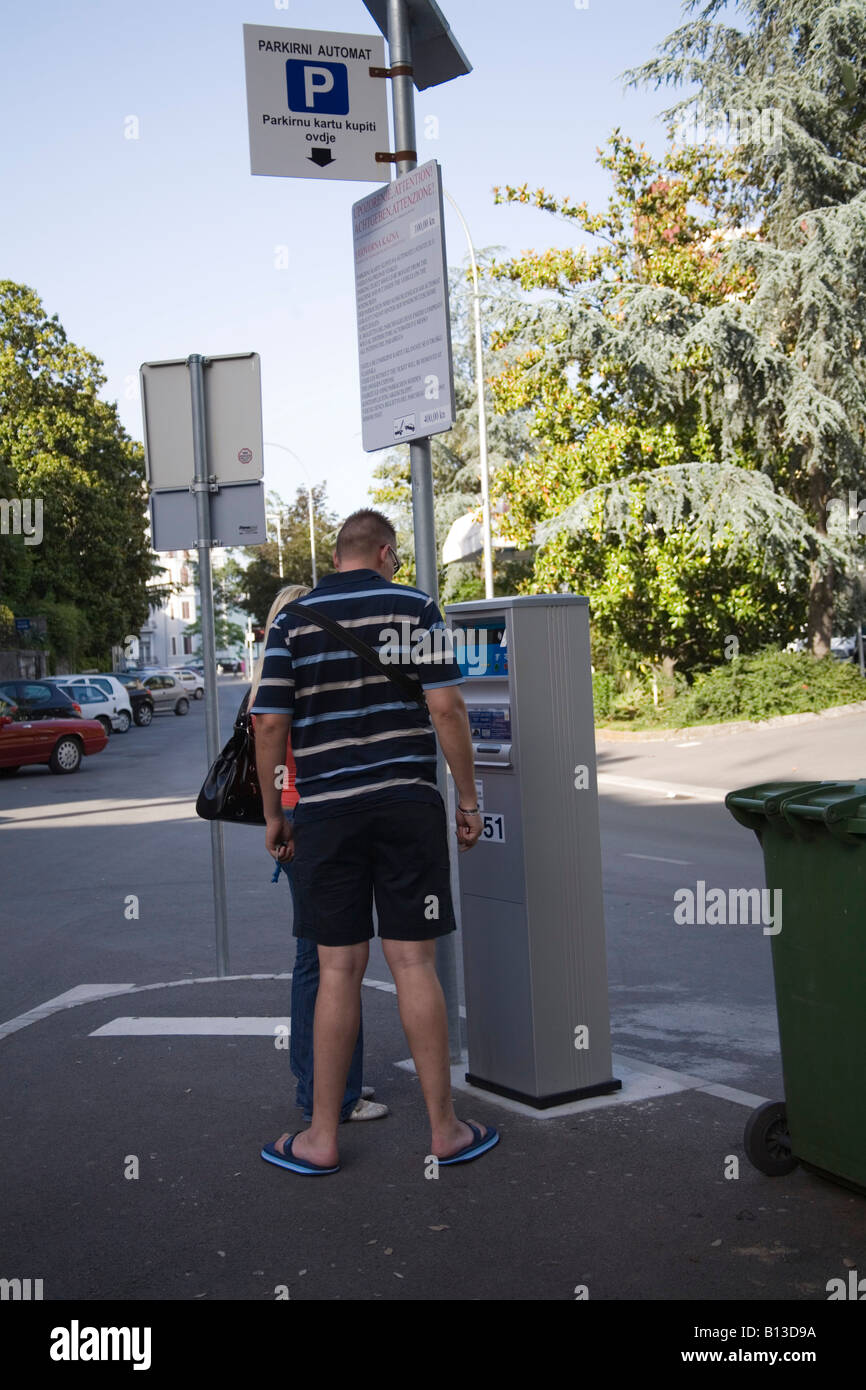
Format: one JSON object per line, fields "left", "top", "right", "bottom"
{"left": 352, "top": 159, "right": 455, "bottom": 451}
{"left": 150, "top": 481, "right": 267, "bottom": 553}
{"left": 140, "top": 353, "right": 263, "bottom": 491}
{"left": 243, "top": 24, "right": 389, "bottom": 182}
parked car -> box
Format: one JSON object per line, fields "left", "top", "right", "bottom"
{"left": 111, "top": 672, "right": 155, "bottom": 726}
{"left": 215, "top": 656, "right": 244, "bottom": 675}
{"left": 0, "top": 695, "right": 108, "bottom": 775}
{"left": 0, "top": 679, "right": 83, "bottom": 721}
{"left": 173, "top": 667, "right": 205, "bottom": 698}
{"left": 57, "top": 675, "right": 133, "bottom": 733}
{"left": 130, "top": 670, "right": 190, "bottom": 715}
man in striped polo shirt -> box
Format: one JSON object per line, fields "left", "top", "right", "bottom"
{"left": 253, "top": 508, "right": 499, "bottom": 1175}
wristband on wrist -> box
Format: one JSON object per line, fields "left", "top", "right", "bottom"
{"left": 458, "top": 805, "right": 481, "bottom": 815}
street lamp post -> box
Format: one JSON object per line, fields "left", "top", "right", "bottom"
{"left": 266, "top": 508, "right": 284, "bottom": 579}
{"left": 444, "top": 191, "right": 494, "bottom": 599}
{"left": 263, "top": 442, "right": 318, "bottom": 585}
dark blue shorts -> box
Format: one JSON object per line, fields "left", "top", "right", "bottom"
{"left": 290, "top": 797, "right": 458, "bottom": 948}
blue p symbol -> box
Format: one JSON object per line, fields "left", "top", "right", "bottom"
{"left": 286, "top": 60, "right": 349, "bottom": 115}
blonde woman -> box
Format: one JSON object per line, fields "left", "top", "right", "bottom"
{"left": 252, "top": 584, "right": 385, "bottom": 1127}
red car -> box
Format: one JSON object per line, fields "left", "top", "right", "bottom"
{"left": 0, "top": 695, "right": 108, "bottom": 775}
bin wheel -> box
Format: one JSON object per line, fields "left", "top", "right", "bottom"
{"left": 743, "top": 1101, "right": 799, "bottom": 1176}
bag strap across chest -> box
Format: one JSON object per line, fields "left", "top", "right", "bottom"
{"left": 282, "top": 602, "right": 427, "bottom": 710}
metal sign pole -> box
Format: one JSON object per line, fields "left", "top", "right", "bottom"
{"left": 189, "top": 353, "right": 230, "bottom": 977}
{"left": 385, "top": 0, "right": 462, "bottom": 1059}
{"left": 444, "top": 191, "right": 494, "bottom": 598}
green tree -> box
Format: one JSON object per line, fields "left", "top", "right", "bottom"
{"left": 0, "top": 282, "right": 160, "bottom": 663}
{"left": 369, "top": 260, "right": 534, "bottom": 599}
{"left": 181, "top": 558, "right": 246, "bottom": 653}
{"left": 182, "top": 612, "right": 246, "bottom": 652}
{"left": 629, "top": 0, "right": 866, "bottom": 245}
{"left": 620, "top": 0, "right": 866, "bottom": 652}
{"left": 0, "top": 453, "right": 33, "bottom": 611}
{"left": 489, "top": 134, "right": 836, "bottom": 679}
{"left": 237, "top": 484, "right": 339, "bottom": 624}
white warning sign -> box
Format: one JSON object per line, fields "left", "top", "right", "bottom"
{"left": 352, "top": 160, "right": 456, "bottom": 452}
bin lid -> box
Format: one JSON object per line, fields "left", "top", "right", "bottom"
{"left": 727, "top": 780, "right": 866, "bottom": 839}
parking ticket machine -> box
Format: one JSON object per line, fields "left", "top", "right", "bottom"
{"left": 445, "top": 594, "right": 620, "bottom": 1108}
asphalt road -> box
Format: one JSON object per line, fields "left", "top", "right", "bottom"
{"left": 3, "top": 681, "right": 861, "bottom": 1097}
{"left": 4, "top": 681, "right": 866, "bottom": 1312}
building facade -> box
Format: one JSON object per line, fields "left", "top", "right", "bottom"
{"left": 137, "top": 550, "right": 199, "bottom": 668}
{"left": 130, "top": 548, "right": 248, "bottom": 672}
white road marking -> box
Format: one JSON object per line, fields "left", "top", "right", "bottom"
{"left": 0, "top": 974, "right": 414, "bottom": 1041}
{"left": 3, "top": 980, "right": 764, "bottom": 1118}
{"left": 90, "top": 1017, "right": 290, "bottom": 1036}
{"left": 0, "top": 984, "right": 137, "bottom": 1038}
{"left": 0, "top": 795, "right": 198, "bottom": 829}
{"left": 624, "top": 852, "right": 691, "bottom": 865}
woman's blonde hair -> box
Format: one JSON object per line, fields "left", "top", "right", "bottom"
{"left": 248, "top": 583, "right": 311, "bottom": 707}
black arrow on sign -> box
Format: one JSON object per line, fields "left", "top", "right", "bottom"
{"left": 308, "top": 147, "right": 335, "bottom": 168}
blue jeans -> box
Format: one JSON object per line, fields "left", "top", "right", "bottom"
{"left": 282, "top": 809, "right": 363, "bottom": 1122}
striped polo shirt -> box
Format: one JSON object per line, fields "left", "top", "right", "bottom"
{"left": 250, "top": 568, "right": 464, "bottom": 821}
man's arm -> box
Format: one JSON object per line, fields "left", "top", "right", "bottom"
{"left": 424, "top": 685, "right": 482, "bottom": 850}
{"left": 255, "top": 712, "right": 294, "bottom": 859}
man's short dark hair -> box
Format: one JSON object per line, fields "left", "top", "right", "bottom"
{"left": 335, "top": 509, "right": 397, "bottom": 562}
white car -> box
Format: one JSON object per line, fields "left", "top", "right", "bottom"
{"left": 173, "top": 668, "right": 205, "bottom": 698}
{"left": 57, "top": 675, "right": 133, "bottom": 734}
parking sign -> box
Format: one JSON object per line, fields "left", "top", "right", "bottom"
{"left": 243, "top": 24, "right": 389, "bottom": 182}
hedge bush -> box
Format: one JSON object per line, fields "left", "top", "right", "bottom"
{"left": 664, "top": 647, "right": 863, "bottom": 726}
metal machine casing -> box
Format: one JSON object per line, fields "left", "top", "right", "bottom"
{"left": 446, "top": 594, "right": 620, "bottom": 1107}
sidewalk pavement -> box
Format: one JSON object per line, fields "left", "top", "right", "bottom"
{"left": 2, "top": 975, "right": 864, "bottom": 1302}
{"left": 596, "top": 706, "right": 866, "bottom": 797}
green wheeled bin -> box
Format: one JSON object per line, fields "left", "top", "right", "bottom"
{"left": 726, "top": 780, "right": 866, "bottom": 1193}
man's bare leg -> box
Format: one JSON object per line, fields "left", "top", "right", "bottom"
{"left": 382, "top": 937, "right": 489, "bottom": 1159}
{"left": 273, "top": 940, "right": 368, "bottom": 1168}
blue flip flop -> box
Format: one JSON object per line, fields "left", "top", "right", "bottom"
{"left": 261, "top": 1134, "right": 341, "bottom": 1175}
{"left": 437, "top": 1122, "right": 500, "bottom": 1165}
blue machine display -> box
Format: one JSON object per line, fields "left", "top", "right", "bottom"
{"left": 452, "top": 619, "right": 508, "bottom": 678}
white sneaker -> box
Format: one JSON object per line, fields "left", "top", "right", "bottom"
{"left": 348, "top": 1098, "right": 389, "bottom": 1121}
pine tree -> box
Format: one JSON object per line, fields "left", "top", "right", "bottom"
{"left": 490, "top": 1, "right": 866, "bottom": 660}
{"left": 621, "top": 0, "right": 866, "bottom": 652}
{"left": 627, "top": 0, "right": 866, "bottom": 244}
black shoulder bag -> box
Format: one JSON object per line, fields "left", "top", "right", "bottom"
{"left": 195, "top": 688, "right": 267, "bottom": 826}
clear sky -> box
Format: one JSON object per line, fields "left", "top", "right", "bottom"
{"left": 1, "top": 0, "right": 690, "bottom": 520}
